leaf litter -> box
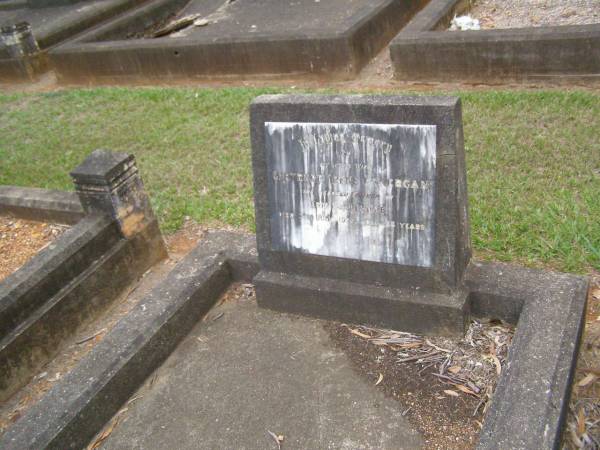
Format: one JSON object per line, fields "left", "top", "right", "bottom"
{"left": 345, "top": 319, "right": 513, "bottom": 415}
{"left": 327, "top": 318, "right": 514, "bottom": 449}
{"left": 565, "top": 276, "right": 600, "bottom": 449}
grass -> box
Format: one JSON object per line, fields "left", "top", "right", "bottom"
{"left": 0, "top": 87, "right": 598, "bottom": 273}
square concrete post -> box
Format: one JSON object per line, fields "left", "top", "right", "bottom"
{"left": 70, "top": 149, "right": 159, "bottom": 240}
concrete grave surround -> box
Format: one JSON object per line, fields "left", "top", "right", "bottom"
{"left": 0, "top": 97, "right": 589, "bottom": 450}
{"left": 389, "top": 0, "right": 600, "bottom": 83}
{"left": 0, "top": 149, "right": 166, "bottom": 403}
{"left": 47, "top": 0, "right": 429, "bottom": 83}
{"left": 0, "top": 231, "right": 587, "bottom": 450}
{"left": 0, "top": 0, "right": 150, "bottom": 81}
{"left": 251, "top": 94, "right": 471, "bottom": 336}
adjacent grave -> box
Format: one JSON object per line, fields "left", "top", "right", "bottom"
{"left": 250, "top": 94, "right": 471, "bottom": 336}
{"left": 47, "top": 0, "right": 428, "bottom": 83}
{"left": 389, "top": 0, "right": 600, "bottom": 83}
{"left": 0, "top": 0, "right": 149, "bottom": 81}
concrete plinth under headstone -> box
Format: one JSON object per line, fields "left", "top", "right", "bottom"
{"left": 250, "top": 95, "right": 471, "bottom": 336}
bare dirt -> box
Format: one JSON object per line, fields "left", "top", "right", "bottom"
{"left": 565, "top": 276, "right": 600, "bottom": 449}
{"left": 326, "top": 320, "right": 514, "bottom": 450}
{"left": 0, "top": 216, "right": 68, "bottom": 282}
{"left": 469, "top": 0, "right": 600, "bottom": 29}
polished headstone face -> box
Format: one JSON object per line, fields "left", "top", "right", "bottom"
{"left": 265, "top": 121, "right": 436, "bottom": 267}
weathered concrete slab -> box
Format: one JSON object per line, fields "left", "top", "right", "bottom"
{"left": 101, "top": 295, "right": 424, "bottom": 449}
{"left": 0, "top": 0, "right": 148, "bottom": 81}
{"left": 0, "top": 186, "right": 84, "bottom": 224}
{"left": 0, "top": 0, "right": 146, "bottom": 49}
{"left": 49, "top": 0, "right": 428, "bottom": 82}
{"left": 389, "top": 0, "right": 600, "bottom": 83}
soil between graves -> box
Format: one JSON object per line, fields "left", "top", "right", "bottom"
{"left": 0, "top": 216, "right": 67, "bottom": 282}
{"left": 565, "top": 276, "right": 600, "bottom": 449}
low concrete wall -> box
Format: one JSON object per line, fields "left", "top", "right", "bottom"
{"left": 0, "top": 214, "right": 119, "bottom": 339}
{"left": 0, "top": 151, "right": 167, "bottom": 403}
{"left": 0, "top": 186, "right": 84, "bottom": 224}
{"left": 0, "top": 217, "right": 165, "bottom": 402}
{"left": 0, "top": 0, "right": 151, "bottom": 82}
{"left": 48, "top": 0, "right": 428, "bottom": 83}
{"left": 390, "top": 0, "right": 600, "bottom": 83}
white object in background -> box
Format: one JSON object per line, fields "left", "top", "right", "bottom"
{"left": 449, "top": 15, "right": 481, "bottom": 31}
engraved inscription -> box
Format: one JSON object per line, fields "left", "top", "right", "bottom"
{"left": 265, "top": 122, "right": 436, "bottom": 267}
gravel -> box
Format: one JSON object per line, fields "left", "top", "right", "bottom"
{"left": 469, "top": 0, "right": 600, "bottom": 29}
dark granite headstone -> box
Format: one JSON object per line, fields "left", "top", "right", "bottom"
{"left": 251, "top": 95, "right": 471, "bottom": 336}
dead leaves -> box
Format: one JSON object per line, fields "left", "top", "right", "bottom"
{"left": 86, "top": 396, "right": 142, "bottom": 449}
{"left": 344, "top": 320, "right": 514, "bottom": 408}
{"left": 349, "top": 328, "right": 371, "bottom": 339}
{"left": 444, "top": 389, "right": 460, "bottom": 397}
{"left": 577, "top": 373, "right": 598, "bottom": 388}
{"left": 267, "top": 430, "right": 284, "bottom": 450}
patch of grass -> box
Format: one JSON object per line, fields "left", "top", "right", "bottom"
{"left": 0, "top": 87, "right": 598, "bottom": 273}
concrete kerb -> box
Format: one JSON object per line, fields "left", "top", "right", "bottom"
{"left": 0, "top": 186, "right": 84, "bottom": 225}
{"left": 0, "top": 0, "right": 151, "bottom": 82}
{"left": 48, "top": 0, "right": 429, "bottom": 83}
{"left": 389, "top": 0, "right": 600, "bottom": 83}
{"left": 0, "top": 230, "right": 587, "bottom": 449}
{"left": 0, "top": 150, "right": 167, "bottom": 404}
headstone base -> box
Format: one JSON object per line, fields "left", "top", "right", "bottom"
{"left": 254, "top": 271, "right": 469, "bottom": 337}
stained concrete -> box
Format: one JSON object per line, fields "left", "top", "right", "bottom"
{"left": 390, "top": 0, "right": 600, "bottom": 82}
{"left": 0, "top": 0, "right": 144, "bottom": 48}
{"left": 100, "top": 296, "right": 423, "bottom": 450}
{"left": 49, "top": 0, "right": 428, "bottom": 81}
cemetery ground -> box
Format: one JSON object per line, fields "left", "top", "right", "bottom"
{"left": 0, "top": 216, "right": 67, "bottom": 281}
{"left": 1, "top": 87, "right": 598, "bottom": 274}
{"left": 0, "top": 86, "right": 598, "bottom": 448}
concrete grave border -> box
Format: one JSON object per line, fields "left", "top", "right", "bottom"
{"left": 0, "top": 186, "right": 85, "bottom": 224}
{"left": 389, "top": 0, "right": 600, "bottom": 83}
{"left": 0, "top": 150, "right": 166, "bottom": 402}
{"left": 0, "top": 0, "right": 150, "bottom": 82}
{"left": 48, "top": 0, "right": 427, "bottom": 83}
{"left": 0, "top": 229, "right": 587, "bottom": 449}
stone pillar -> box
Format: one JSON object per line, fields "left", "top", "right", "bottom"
{"left": 1, "top": 22, "right": 39, "bottom": 59}
{"left": 70, "top": 149, "right": 158, "bottom": 239}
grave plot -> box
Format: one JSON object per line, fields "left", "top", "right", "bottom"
{"left": 0, "top": 0, "right": 150, "bottom": 81}
{"left": 0, "top": 150, "right": 166, "bottom": 419}
{"left": 0, "top": 95, "right": 589, "bottom": 450}
{"left": 47, "top": 0, "right": 428, "bottom": 84}
{"left": 389, "top": 0, "right": 600, "bottom": 83}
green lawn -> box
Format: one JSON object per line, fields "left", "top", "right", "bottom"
{"left": 0, "top": 87, "right": 598, "bottom": 273}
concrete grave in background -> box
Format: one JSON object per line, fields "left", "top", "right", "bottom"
{"left": 47, "top": 0, "right": 428, "bottom": 83}
{"left": 389, "top": 0, "right": 600, "bottom": 83}
{"left": 0, "top": 0, "right": 151, "bottom": 81}
{"left": 251, "top": 94, "right": 471, "bottom": 336}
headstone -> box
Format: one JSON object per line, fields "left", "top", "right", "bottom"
{"left": 250, "top": 95, "right": 471, "bottom": 336}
